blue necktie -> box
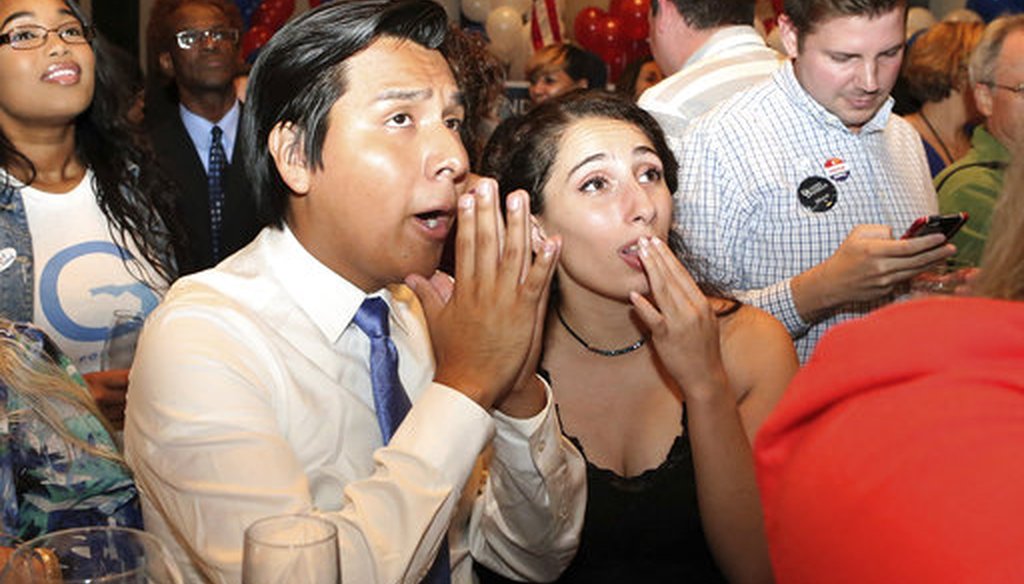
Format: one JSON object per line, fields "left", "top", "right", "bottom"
{"left": 352, "top": 297, "right": 451, "bottom": 583}
{"left": 208, "top": 125, "right": 226, "bottom": 262}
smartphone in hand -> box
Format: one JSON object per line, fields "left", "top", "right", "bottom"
{"left": 901, "top": 212, "right": 969, "bottom": 240}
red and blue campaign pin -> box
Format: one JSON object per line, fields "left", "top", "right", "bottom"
{"left": 823, "top": 157, "right": 850, "bottom": 182}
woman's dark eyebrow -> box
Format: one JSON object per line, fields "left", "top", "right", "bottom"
{"left": 569, "top": 153, "right": 606, "bottom": 177}
{"left": 2, "top": 11, "right": 33, "bottom": 29}
{"left": 634, "top": 145, "right": 658, "bottom": 157}
{"left": 1, "top": 7, "right": 74, "bottom": 29}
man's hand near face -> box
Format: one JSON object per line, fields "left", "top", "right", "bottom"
{"left": 408, "top": 179, "right": 560, "bottom": 418}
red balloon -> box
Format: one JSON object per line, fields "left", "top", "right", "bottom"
{"left": 595, "top": 14, "right": 627, "bottom": 49}
{"left": 598, "top": 45, "right": 628, "bottom": 81}
{"left": 252, "top": 0, "right": 295, "bottom": 30}
{"left": 626, "top": 38, "right": 651, "bottom": 62}
{"left": 609, "top": 0, "right": 650, "bottom": 41}
{"left": 574, "top": 6, "right": 607, "bottom": 52}
{"left": 242, "top": 24, "right": 273, "bottom": 61}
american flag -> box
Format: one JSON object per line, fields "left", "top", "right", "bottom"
{"left": 530, "top": 0, "right": 563, "bottom": 49}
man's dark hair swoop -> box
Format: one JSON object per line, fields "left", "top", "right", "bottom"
{"left": 241, "top": 0, "right": 449, "bottom": 228}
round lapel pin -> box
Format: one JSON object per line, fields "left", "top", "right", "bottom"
{"left": 797, "top": 176, "right": 838, "bottom": 213}
{"left": 824, "top": 157, "right": 850, "bottom": 182}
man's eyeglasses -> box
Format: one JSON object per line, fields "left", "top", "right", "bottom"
{"left": 0, "top": 22, "right": 94, "bottom": 50}
{"left": 986, "top": 82, "right": 1024, "bottom": 96}
{"left": 174, "top": 28, "right": 240, "bottom": 50}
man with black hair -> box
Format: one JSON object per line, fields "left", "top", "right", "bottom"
{"left": 639, "top": 0, "right": 785, "bottom": 148}
{"left": 674, "top": 0, "right": 953, "bottom": 362}
{"left": 145, "top": 0, "right": 260, "bottom": 273}
{"left": 125, "top": 1, "right": 586, "bottom": 583}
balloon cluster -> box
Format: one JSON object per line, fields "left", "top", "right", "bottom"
{"left": 234, "top": 0, "right": 300, "bottom": 62}
{"left": 574, "top": 0, "right": 650, "bottom": 80}
{"left": 464, "top": 0, "right": 536, "bottom": 78}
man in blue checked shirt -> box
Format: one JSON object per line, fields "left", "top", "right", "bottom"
{"left": 675, "top": 0, "right": 955, "bottom": 362}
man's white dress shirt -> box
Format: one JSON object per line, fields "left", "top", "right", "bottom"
{"left": 639, "top": 25, "right": 786, "bottom": 157}
{"left": 179, "top": 101, "right": 241, "bottom": 171}
{"left": 675, "top": 62, "right": 936, "bottom": 361}
{"left": 124, "top": 225, "right": 586, "bottom": 583}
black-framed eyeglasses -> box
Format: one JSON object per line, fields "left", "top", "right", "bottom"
{"left": 0, "top": 21, "right": 94, "bottom": 50}
{"left": 986, "top": 81, "right": 1024, "bottom": 96}
{"left": 174, "top": 28, "right": 240, "bottom": 50}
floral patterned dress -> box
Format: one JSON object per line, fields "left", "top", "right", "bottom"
{"left": 0, "top": 321, "right": 141, "bottom": 546}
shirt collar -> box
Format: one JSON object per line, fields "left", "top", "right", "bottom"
{"left": 686, "top": 25, "right": 768, "bottom": 68}
{"left": 971, "top": 125, "right": 1012, "bottom": 162}
{"left": 264, "top": 225, "right": 413, "bottom": 344}
{"left": 776, "top": 60, "right": 894, "bottom": 135}
{"left": 179, "top": 100, "right": 241, "bottom": 160}
{"left": 0, "top": 169, "right": 18, "bottom": 205}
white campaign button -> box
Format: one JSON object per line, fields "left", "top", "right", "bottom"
{"left": 0, "top": 247, "right": 16, "bottom": 273}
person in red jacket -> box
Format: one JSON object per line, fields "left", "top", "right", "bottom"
{"left": 755, "top": 143, "right": 1024, "bottom": 584}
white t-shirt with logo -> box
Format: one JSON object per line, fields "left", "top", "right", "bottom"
{"left": 22, "top": 170, "right": 166, "bottom": 373}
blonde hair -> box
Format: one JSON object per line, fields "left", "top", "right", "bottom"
{"left": 526, "top": 43, "right": 607, "bottom": 89}
{"left": 974, "top": 144, "right": 1024, "bottom": 301}
{"left": 0, "top": 323, "right": 123, "bottom": 464}
{"left": 526, "top": 43, "right": 571, "bottom": 82}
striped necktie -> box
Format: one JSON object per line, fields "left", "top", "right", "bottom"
{"left": 208, "top": 125, "right": 226, "bottom": 262}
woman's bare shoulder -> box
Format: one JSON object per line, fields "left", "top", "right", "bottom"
{"left": 715, "top": 302, "right": 797, "bottom": 388}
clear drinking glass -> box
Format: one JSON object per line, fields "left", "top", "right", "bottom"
{"left": 242, "top": 514, "right": 340, "bottom": 584}
{"left": 101, "top": 310, "right": 145, "bottom": 370}
{"left": 0, "top": 526, "right": 183, "bottom": 583}
{"left": 909, "top": 259, "right": 975, "bottom": 296}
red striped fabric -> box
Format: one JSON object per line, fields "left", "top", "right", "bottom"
{"left": 530, "top": 0, "right": 562, "bottom": 50}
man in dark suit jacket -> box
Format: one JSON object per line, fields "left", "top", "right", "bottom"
{"left": 145, "top": 0, "right": 260, "bottom": 274}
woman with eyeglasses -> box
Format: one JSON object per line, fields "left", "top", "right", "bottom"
{"left": 0, "top": 0, "right": 183, "bottom": 429}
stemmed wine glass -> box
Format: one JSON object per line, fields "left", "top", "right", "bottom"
{"left": 242, "top": 514, "right": 340, "bottom": 584}
{"left": 0, "top": 526, "right": 183, "bottom": 583}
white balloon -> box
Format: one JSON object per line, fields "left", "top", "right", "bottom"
{"left": 463, "top": 0, "right": 492, "bottom": 23}
{"left": 495, "top": 0, "right": 532, "bottom": 17}
{"left": 487, "top": 6, "right": 524, "bottom": 56}
{"left": 906, "top": 7, "right": 937, "bottom": 40}
{"left": 507, "top": 22, "right": 534, "bottom": 81}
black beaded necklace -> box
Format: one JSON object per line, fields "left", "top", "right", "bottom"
{"left": 555, "top": 308, "right": 646, "bottom": 357}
